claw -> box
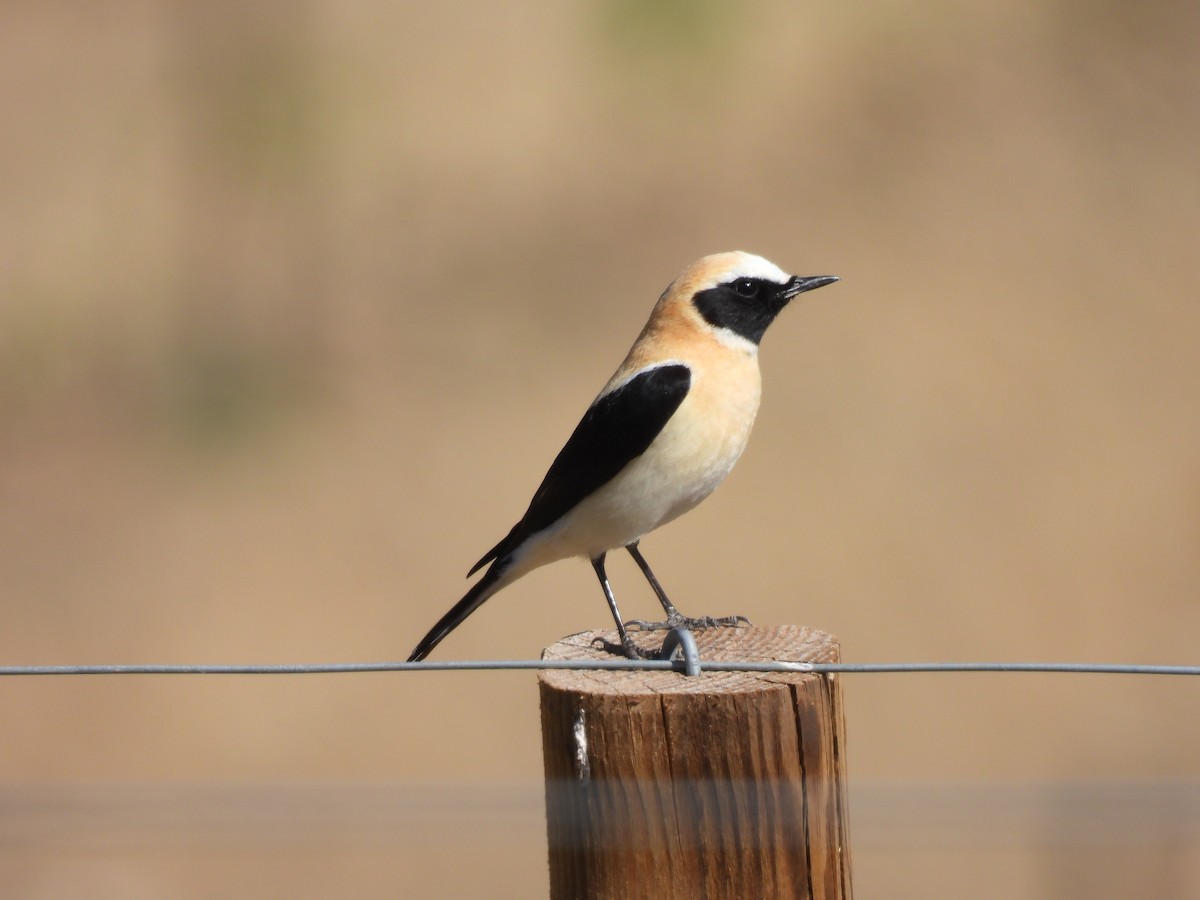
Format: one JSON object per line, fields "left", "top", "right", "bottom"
{"left": 624, "top": 612, "right": 751, "bottom": 633}
{"left": 592, "top": 634, "right": 661, "bottom": 660}
{"left": 624, "top": 619, "right": 658, "bottom": 632}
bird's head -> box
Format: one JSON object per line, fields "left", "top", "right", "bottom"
{"left": 669, "top": 251, "right": 838, "bottom": 347}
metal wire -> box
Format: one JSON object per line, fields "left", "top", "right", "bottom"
{"left": 1, "top": 660, "right": 1198, "bottom": 676}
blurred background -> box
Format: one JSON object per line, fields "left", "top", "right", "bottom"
{"left": 2, "top": 0, "right": 1198, "bottom": 896}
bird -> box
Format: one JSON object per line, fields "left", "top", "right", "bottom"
{"left": 408, "top": 251, "right": 838, "bottom": 661}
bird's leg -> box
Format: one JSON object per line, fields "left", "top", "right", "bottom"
{"left": 625, "top": 541, "right": 679, "bottom": 619}
{"left": 591, "top": 554, "right": 657, "bottom": 659}
{"left": 623, "top": 541, "right": 751, "bottom": 632}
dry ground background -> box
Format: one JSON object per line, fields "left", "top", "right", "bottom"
{"left": 1, "top": 0, "right": 1199, "bottom": 897}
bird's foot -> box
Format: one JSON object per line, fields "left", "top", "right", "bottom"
{"left": 593, "top": 634, "right": 661, "bottom": 660}
{"left": 625, "top": 612, "right": 751, "bottom": 633}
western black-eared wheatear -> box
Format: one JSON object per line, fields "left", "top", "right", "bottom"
{"left": 408, "top": 251, "right": 837, "bottom": 660}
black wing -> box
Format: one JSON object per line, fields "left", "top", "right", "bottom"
{"left": 468, "top": 363, "right": 691, "bottom": 575}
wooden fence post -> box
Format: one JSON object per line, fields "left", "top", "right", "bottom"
{"left": 539, "top": 624, "right": 852, "bottom": 900}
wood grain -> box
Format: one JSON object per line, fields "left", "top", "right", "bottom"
{"left": 539, "top": 625, "right": 853, "bottom": 899}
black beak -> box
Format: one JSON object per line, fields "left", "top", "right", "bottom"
{"left": 781, "top": 274, "right": 839, "bottom": 300}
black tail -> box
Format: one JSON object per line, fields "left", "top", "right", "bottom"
{"left": 407, "top": 564, "right": 507, "bottom": 662}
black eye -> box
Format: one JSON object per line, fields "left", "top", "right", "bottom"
{"left": 732, "top": 278, "right": 758, "bottom": 298}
